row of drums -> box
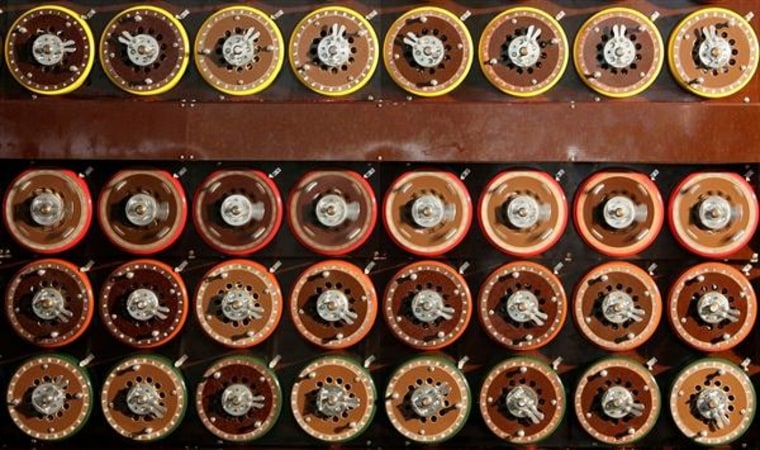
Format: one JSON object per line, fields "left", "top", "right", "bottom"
{"left": 5, "top": 353, "right": 756, "bottom": 446}
{"left": 4, "top": 257, "right": 757, "bottom": 353}
{"left": 4, "top": 168, "right": 759, "bottom": 258}
{"left": 2, "top": 4, "right": 758, "bottom": 98}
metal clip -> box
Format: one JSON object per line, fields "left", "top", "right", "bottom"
{"left": 647, "top": 263, "right": 658, "bottom": 276}
{"left": 552, "top": 357, "right": 563, "bottom": 371}
{"left": 78, "top": 166, "right": 94, "bottom": 178}
{"left": 742, "top": 263, "right": 752, "bottom": 276}
{"left": 745, "top": 169, "right": 755, "bottom": 182}
{"left": 269, "top": 260, "right": 282, "bottom": 273}
{"left": 650, "top": 11, "right": 660, "bottom": 22}
{"left": 363, "top": 355, "right": 376, "bottom": 369}
{"left": 552, "top": 262, "right": 564, "bottom": 275}
{"left": 646, "top": 357, "right": 657, "bottom": 371}
{"left": 174, "top": 260, "right": 188, "bottom": 273}
{"left": 79, "top": 260, "right": 95, "bottom": 273}
{"left": 746, "top": 12, "right": 755, "bottom": 22}
{"left": 460, "top": 168, "right": 471, "bottom": 180}
{"left": 458, "top": 261, "right": 470, "bottom": 275}
{"left": 554, "top": 169, "right": 565, "bottom": 182}
{"left": 363, "top": 167, "right": 376, "bottom": 179}
{"left": 366, "top": 10, "right": 378, "bottom": 21}
{"left": 460, "top": 10, "right": 472, "bottom": 22}
{"left": 268, "top": 167, "right": 282, "bottom": 179}
{"left": 555, "top": 11, "right": 566, "bottom": 21}
{"left": 363, "top": 261, "right": 376, "bottom": 275}
{"left": 269, "top": 354, "right": 282, "bottom": 370}
{"left": 649, "top": 169, "right": 659, "bottom": 181}
{"left": 173, "top": 167, "right": 187, "bottom": 179}
{"left": 174, "top": 354, "right": 189, "bottom": 368}
{"left": 271, "top": 10, "right": 284, "bottom": 20}
{"left": 79, "top": 354, "right": 95, "bottom": 368}
{"left": 741, "top": 358, "right": 751, "bottom": 372}
{"left": 176, "top": 9, "right": 190, "bottom": 20}
{"left": 457, "top": 356, "right": 470, "bottom": 370}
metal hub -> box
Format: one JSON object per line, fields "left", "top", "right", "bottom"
{"left": 696, "top": 292, "right": 740, "bottom": 324}
{"left": 404, "top": 32, "right": 446, "bottom": 68}
{"left": 119, "top": 32, "right": 161, "bottom": 67}
{"left": 30, "top": 191, "right": 65, "bottom": 227}
{"left": 222, "top": 28, "right": 259, "bottom": 67}
{"left": 507, "top": 25, "right": 542, "bottom": 68}
{"left": 32, "top": 33, "right": 75, "bottom": 66}
{"left": 126, "top": 288, "right": 167, "bottom": 321}
{"left": 506, "top": 290, "right": 548, "bottom": 326}
{"left": 316, "top": 289, "right": 356, "bottom": 324}
{"left": 601, "top": 385, "right": 644, "bottom": 419}
{"left": 221, "top": 383, "right": 263, "bottom": 417}
{"left": 221, "top": 288, "right": 263, "bottom": 322}
{"left": 125, "top": 193, "right": 159, "bottom": 227}
{"left": 410, "top": 194, "right": 449, "bottom": 228}
{"left": 699, "top": 25, "right": 733, "bottom": 70}
{"left": 317, "top": 23, "right": 351, "bottom": 68}
{"left": 505, "top": 385, "right": 544, "bottom": 424}
{"left": 220, "top": 194, "right": 263, "bottom": 227}
{"left": 126, "top": 383, "right": 166, "bottom": 418}
{"left": 603, "top": 24, "right": 637, "bottom": 69}
{"left": 410, "top": 384, "right": 448, "bottom": 418}
{"left": 31, "top": 381, "right": 67, "bottom": 416}
{"left": 698, "top": 195, "right": 732, "bottom": 230}
{"left": 506, "top": 195, "right": 541, "bottom": 229}
{"left": 602, "top": 195, "right": 637, "bottom": 230}
{"left": 696, "top": 388, "right": 730, "bottom": 428}
{"left": 315, "top": 194, "right": 358, "bottom": 228}
{"left": 316, "top": 384, "right": 359, "bottom": 417}
{"left": 601, "top": 290, "right": 645, "bottom": 324}
{"left": 31, "top": 287, "right": 71, "bottom": 322}
{"left": 411, "top": 289, "right": 454, "bottom": 323}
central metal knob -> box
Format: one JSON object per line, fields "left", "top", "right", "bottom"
{"left": 126, "top": 383, "right": 166, "bottom": 418}
{"left": 317, "top": 23, "right": 351, "bottom": 67}
{"left": 316, "top": 384, "right": 359, "bottom": 417}
{"left": 411, "top": 289, "right": 453, "bottom": 323}
{"left": 411, "top": 194, "right": 448, "bottom": 228}
{"left": 506, "top": 385, "right": 544, "bottom": 424}
{"left": 601, "top": 385, "right": 644, "bottom": 419}
{"left": 698, "top": 195, "right": 732, "bottom": 231}
{"left": 32, "top": 33, "right": 75, "bottom": 66}
{"left": 507, "top": 25, "right": 542, "bottom": 68}
{"left": 696, "top": 388, "right": 731, "bottom": 428}
{"left": 222, "top": 27, "right": 259, "bottom": 67}
{"left": 506, "top": 195, "right": 541, "bottom": 229}
{"left": 126, "top": 288, "right": 165, "bottom": 321}
{"left": 221, "top": 383, "right": 264, "bottom": 417}
{"left": 506, "top": 290, "right": 547, "bottom": 326}
{"left": 404, "top": 33, "right": 445, "bottom": 68}
{"left": 30, "top": 191, "right": 65, "bottom": 227}
{"left": 120, "top": 32, "right": 160, "bottom": 67}
{"left": 125, "top": 193, "right": 159, "bottom": 227}
{"left": 31, "top": 287, "right": 71, "bottom": 322}
{"left": 410, "top": 384, "right": 448, "bottom": 418}
{"left": 601, "top": 290, "right": 644, "bottom": 324}
{"left": 315, "top": 194, "right": 357, "bottom": 228}
{"left": 698, "top": 25, "right": 732, "bottom": 70}
{"left": 603, "top": 24, "right": 636, "bottom": 69}
{"left": 31, "top": 382, "right": 66, "bottom": 416}
{"left": 316, "top": 289, "right": 355, "bottom": 323}
{"left": 221, "top": 194, "right": 263, "bottom": 227}
{"left": 697, "top": 291, "right": 740, "bottom": 324}
{"left": 602, "top": 195, "right": 637, "bottom": 230}
{"left": 221, "top": 288, "right": 262, "bottom": 322}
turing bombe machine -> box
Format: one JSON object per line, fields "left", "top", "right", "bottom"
{"left": 0, "top": 0, "right": 759, "bottom": 449}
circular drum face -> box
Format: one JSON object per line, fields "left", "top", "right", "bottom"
{"left": 195, "top": 260, "right": 282, "bottom": 348}
{"left": 289, "top": 6, "right": 378, "bottom": 96}
{"left": 196, "top": 356, "right": 281, "bottom": 442}
{"left": 668, "top": 262, "right": 756, "bottom": 352}
{"left": 479, "top": 171, "right": 568, "bottom": 257}
{"left": 100, "top": 5, "right": 189, "bottom": 95}
{"left": 384, "top": 6, "right": 473, "bottom": 96}
{"left": 479, "top": 7, "right": 569, "bottom": 97}
{"left": 195, "top": 6, "right": 284, "bottom": 96}
{"left": 574, "top": 358, "right": 660, "bottom": 445}
{"left": 574, "top": 7, "right": 664, "bottom": 97}
{"left": 669, "top": 8, "right": 759, "bottom": 98}
{"left": 98, "top": 170, "right": 187, "bottom": 254}
{"left": 668, "top": 172, "right": 758, "bottom": 258}
{"left": 478, "top": 261, "right": 566, "bottom": 350}
{"left": 7, "top": 354, "right": 93, "bottom": 441}
{"left": 384, "top": 170, "right": 472, "bottom": 256}
{"left": 574, "top": 171, "right": 664, "bottom": 257}
{"left": 6, "top": 259, "right": 93, "bottom": 347}
{"left": 480, "top": 357, "right": 565, "bottom": 444}
{"left": 670, "top": 358, "right": 755, "bottom": 446}
{"left": 101, "top": 355, "right": 187, "bottom": 442}
{"left": 193, "top": 170, "right": 282, "bottom": 256}
{"left": 291, "top": 356, "right": 376, "bottom": 442}
{"left": 384, "top": 261, "right": 471, "bottom": 350}
{"left": 385, "top": 355, "right": 470, "bottom": 443}
{"left": 3, "top": 169, "right": 92, "bottom": 254}
{"left": 290, "top": 260, "right": 377, "bottom": 349}
{"left": 288, "top": 170, "right": 377, "bottom": 256}
{"left": 100, "top": 260, "right": 188, "bottom": 348}
{"left": 4, "top": 5, "right": 95, "bottom": 95}
{"left": 573, "top": 262, "right": 661, "bottom": 352}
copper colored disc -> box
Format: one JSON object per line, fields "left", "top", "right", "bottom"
{"left": 193, "top": 170, "right": 282, "bottom": 256}
{"left": 384, "top": 261, "right": 471, "bottom": 350}
{"left": 574, "top": 358, "right": 660, "bottom": 445}
{"left": 288, "top": 170, "right": 377, "bottom": 256}
{"left": 479, "top": 7, "right": 569, "bottom": 97}
{"left": 100, "top": 6, "right": 189, "bottom": 95}
{"left": 289, "top": 6, "right": 378, "bottom": 96}
{"left": 668, "top": 172, "right": 758, "bottom": 258}
{"left": 669, "top": 8, "right": 758, "bottom": 98}
{"left": 101, "top": 355, "right": 187, "bottom": 442}
{"left": 195, "top": 6, "right": 284, "bottom": 96}
{"left": 7, "top": 354, "right": 93, "bottom": 441}
{"left": 385, "top": 355, "right": 470, "bottom": 443}
{"left": 291, "top": 356, "right": 376, "bottom": 442}
{"left": 383, "top": 171, "right": 472, "bottom": 256}
{"left": 100, "top": 259, "right": 188, "bottom": 348}
{"left": 196, "top": 356, "right": 282, "bottom": 442}
{"left": 479, "top": 357, "right": 565, "bottom": 444}
{"left": 574, "top": 8, "right": 664, "bottom": 98}
{"left": 667, "top": 262, "right": 756, "bottom": 352}
{"left": 290, "top": 260, "right": 377, "bottom": 349}
{"left": 98, "top": 169, "right": 187, "bottom": 254}
{"left": 574, "top": 171, "right": 664, "bottom": 257}
{"left": 478, "top": 261, "right": 566, "bottom": 350}
{"left": 5, "top": 259, "right": 93, "bottom": 347}
{"left": 479, "top": 171, "right": 568, "bottom": 257}
{"left": 384, "top": 7, "right": 473, "bottom": 97}
{"left": 195, "top": 259, "right": 282, "bottom": 348}
{"left": 669, "top": 358, "right": 755, "bottom": 446}
{"left": 573, "top": 262, "right": 661, "bottom": 352}
{"left": 4, "top": 6, "right": 95, "bottom": 95}
{"left": 3, "top": 169, "right": 92, "bottom": 254}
